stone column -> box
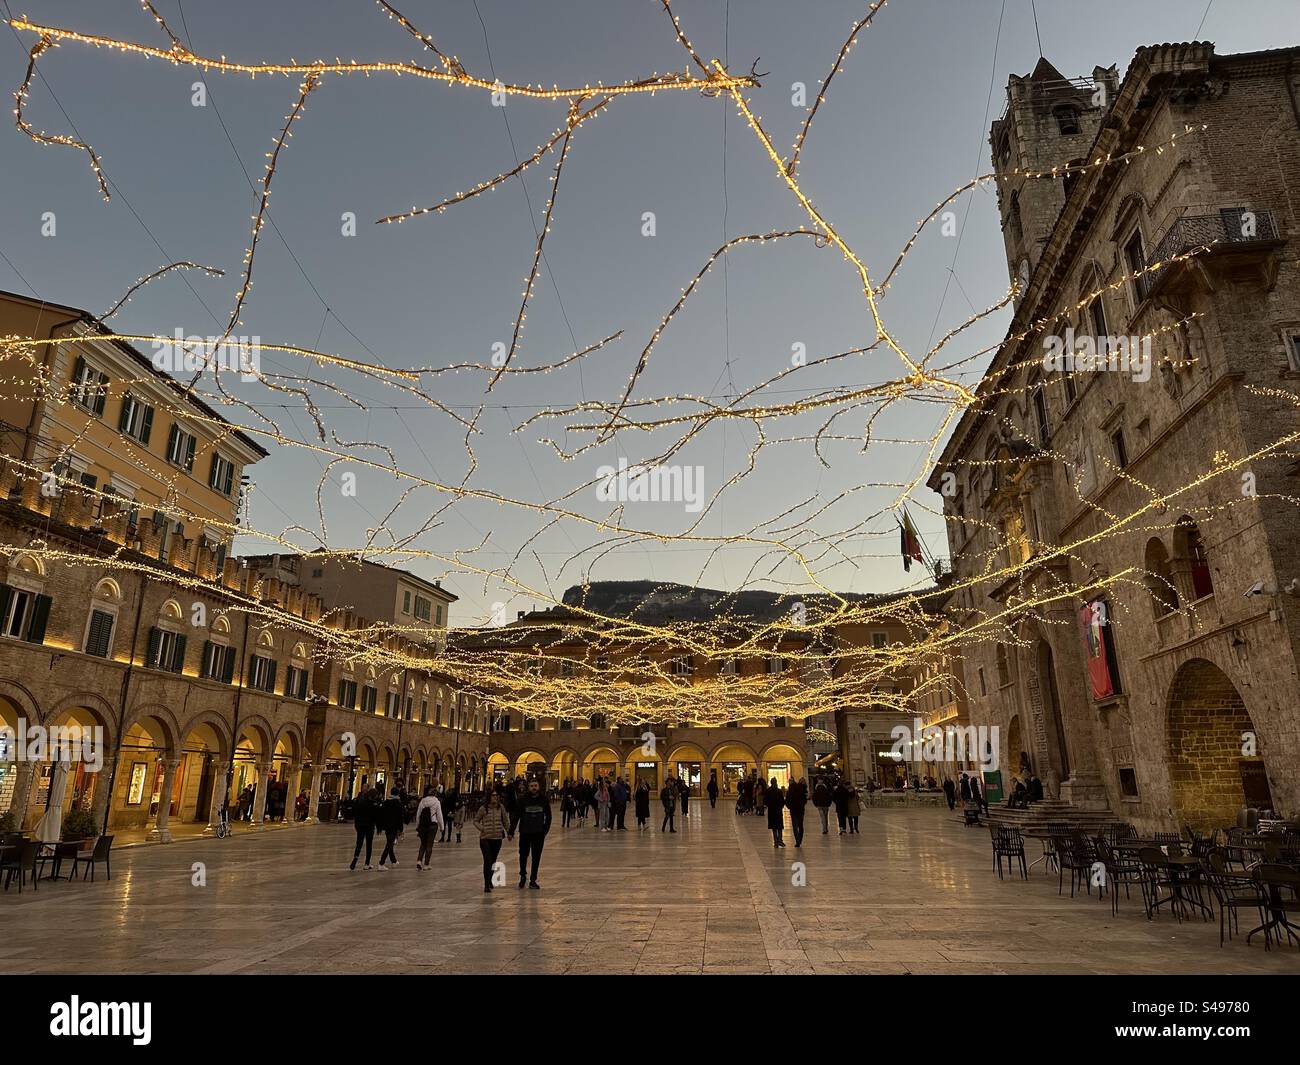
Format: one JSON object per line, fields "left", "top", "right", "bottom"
{"left": 148, "top": 757, "right": 181, "bottom": 843}
{"left": 203, "top": 760, "right": 231, "bottom": 835}
{"left": 250, "top": 762, "right": 270, "bottom": 825}
{"left": 286, "top": 763, "right": 303, "bottom": 823}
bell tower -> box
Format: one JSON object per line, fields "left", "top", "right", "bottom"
{"left": 989, "top": 58, "right": 1119, "bottom": 300}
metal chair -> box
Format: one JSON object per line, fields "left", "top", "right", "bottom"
{"left": 990, "top": 826, "right": 1027, "bottom": 880}
{"left": 71, "top": 835, "right": 113, "bottom": 882}
{"left": 1, "top": 841, "right": 41, "bottom": 893}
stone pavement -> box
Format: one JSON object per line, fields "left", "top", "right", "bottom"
{"left": 1, "top": 803, "right": 1296, "bottom": 974}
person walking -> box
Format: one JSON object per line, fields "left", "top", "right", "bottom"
{"left": 634, "top": 779, "right": 651, "bottom": 830}
{"left": 812, "top": 779, "right": 832, "bottom": 834}
{"left": 678, "top": 776, "right": 690, "bottom": 823}
{"left": 474, "top": 788, "right": 510, "bottom": 893}
{"left": 440, "top": 786, "right": 459, "bottom": 843}
{"left": 414, "top": 785, "right": 444, "bottom": 870}
{"left": 349, "top": 786, "right": 379, "bottom": 870}
{"left": 959, "top": 772, "right": 972, "bottom": 805}
{"left": 766, "top": 777, "right": 786, "bottom": 848}
{"left": 942, "top": 776, "right": 956, "bottom": 811}
{"left": 597, "top": 778, "right": 612, "bottom": 832}
{"left": 971, "top": 777, "right": 987, "bottom": 815}
{"left": 660, "top": 775, "right": 678, "bottom": 833}
{"left": 512, "top": 778, "right": 552, "bottom": 889}
{"left": 560, "top": 780, "right": 575, "bottom": 828}
{"left": 832, "top": 779, "right": 850, "bottom": 835}
{"left": 377, "top": 785, "right": 404, "bottom": 868}
{"left": 706, "top": 770, "right": 718, "bottom": 809}
{"left": 613, "top": 777, "right": 629, "bottom": 830}
{"left": 786, "top": 775, "right": 808, "bottom": 847}
{"left": 845, "top": 782, "right": 862, "bottom": 834}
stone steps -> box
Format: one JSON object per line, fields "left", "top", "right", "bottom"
{"left": 984, "top": 800, "right": 1124, "bottom": 834}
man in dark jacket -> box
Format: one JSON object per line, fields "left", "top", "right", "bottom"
{"left": 512, "top": 778, "right": 552, "bottom": 889}
{"left": 441, "top": 787, "right": 459, "bottom": 843}
{"left": 812, "top": 779, "right": 833, "bottom": 834}
{"left": 831, "top": 780, "right": 850, "bottom": 834}
{"left": 942, "top": 776, "right": 956, "bottom": 811}
{"left": 785, "top": 776, "right": 808, "bottom": 847}
{"left": 349, "top": 787, "right": 379, "bottom": 870}
{"left": 766, "top": 779, "right": 787, "bottom": 848}
{"left": 377, "top": 786, "right": 405, "bottom": 868}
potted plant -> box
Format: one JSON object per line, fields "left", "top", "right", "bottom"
{"left": 61, "top": 808, "right": 99, "bottom": 844}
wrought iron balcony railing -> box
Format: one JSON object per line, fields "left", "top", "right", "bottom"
{"left": 1145, "top": 207, "right": 1280, "bottom": 296}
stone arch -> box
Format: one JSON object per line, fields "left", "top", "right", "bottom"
{"left": 43, "top": 690, "right": 115, "bottom": 733}
{"left": 549, "top": 746, "right": 579, "bottom": 783}
{"left": 274, "top": 722, "right": 304, "bottom": 762}
{"left": 0, "top": 676, "right": 42, "bottom": 726}
{"left": 1166, "top": 658, "right": 1270, "bottom": 830}
{"left": 121, "top": 702, "right": 182, "bottom": 757}
{"left": 234, "top": 716, "right": 274, "bottom": 757}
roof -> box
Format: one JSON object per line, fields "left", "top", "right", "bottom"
{"left": 1, "top": 289, "right": 269, "bottom": 458}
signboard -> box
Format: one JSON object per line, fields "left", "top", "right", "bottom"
{"left": 982, "top": 769, "right": 1003, "bottom": 805}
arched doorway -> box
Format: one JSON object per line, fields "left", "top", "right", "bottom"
{"left": 1034, "top": 640, "right": 1070, "bottom": 784}
{"left": 1167, "top": 659, "right": 1270, "bottom": 829}
{"left": 581, "top": 745, "right": 620, "bottom": 782}
{"left": 708, "top": 742, "right": 759, "bottom": 797}
{"left": 487, "top": 751, "right": 509, "bottom": 783}
{"left": 35, "top": 702, "right": 114, "bottom": 837}
{"left": 514, "top": 750, "right": 545, "bottom": 781}
{"left": 664, "top": 743, "right": 703, "bottom": 794}
{"left": 759, "top": 743, "right": 805, "bottom": 788}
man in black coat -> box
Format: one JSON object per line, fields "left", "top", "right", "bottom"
{"left": 511, "top": 778, "right": 552, "bottom": 889}
{"left": 349, "top": 787, "right": 379, "bottom": 870}
{"left": 785, "top": 776, "right": 808, "bottom": 847}
{"left": 942, "top": 776, "right": 956, "bottom": 811}
{"left": 831, "top": 780, "right": 850, "bottom": 835}
{"left": 377, "top": 786, "right": 405, "bottom": 868}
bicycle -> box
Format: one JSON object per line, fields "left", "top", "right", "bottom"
{"left": 215, "top": 805, "right": 232, "bottom": 839}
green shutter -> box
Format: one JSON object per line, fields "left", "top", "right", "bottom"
{"left": 184, "top": 434, "right": 195, "bottom": 472}
{"left": 166, "top": 425, "right": 179, "bottom": 463}
{"left": 208, "top": 453, "right": 219, "bottom": 489}
{"left": 223, "top": 460, "right": 234, "bottom": 496}
{"left": 221, "top": 645, "right": 236, "bottom": 683}
{"left": 267, "top": 659, "right": 277, "bottom": 693}
{"left": 70, "top": 357, "right": 85, "bottom": 402}
{"left": 171, "top": 633, "right": 187, "bottom": 673}
{"left": 86, "top": 609, "right": 114, "bottom": 657}
{"left": 0, "top": 585, "right": 12, "bottom": 633}
{"left": 139, "top": 404, "right": 153, "bottom": 446}
{"left": 200, "top": 639, "right": 215, "bottom": 677}
{"left": 118, "top": 396, "right": 132, "bottom": 433}
{"left": 145, "top": 626, "right": 161, "bottom": 667}
{"left": 25, "top": 594, "right": 51, "bottom": 644}
{"left": 92, "top": 372, "right": 108, "bottom": 416}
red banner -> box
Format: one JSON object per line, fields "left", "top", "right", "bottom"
{"left": 1079, "top": 600, "right": 1114, "bottom": 700}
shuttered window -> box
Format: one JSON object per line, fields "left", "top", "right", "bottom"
{"left": 85, "top": 609, "right": 115, "bottom": 657}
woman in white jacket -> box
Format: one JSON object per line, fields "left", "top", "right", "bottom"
{"left": 414, "top": 786, "right": 444, "bottom": 870}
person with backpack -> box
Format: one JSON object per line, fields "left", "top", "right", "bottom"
{"left": 414, "top": 785, "right": 444, "bottom": 870}
{"left": 512, "top": 777, "right": 552, "bottom": 889}
{"left": 377, "top": 785, "right": 405, "bottom": 868}
{"left": 349, "top": 786, "right": 379, "bottom": 870}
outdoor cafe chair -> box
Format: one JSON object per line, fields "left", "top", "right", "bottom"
{"left": 1250, "top": 863, "right": 1300, "bottom": 951}
{"left": 1203, "top": 849, "right": 1268, "bottom": 947}
{"left": 71, "top": 835, "right": 113, "bottom": 882}
{"left": 990, "top": 825, "right": 1027, "bottom": 880}
{"left": 1094, "top": 838, "right": 1145, "bottom": 916}
{"left": 1, "top": 840, "right": 41, "bottom": 893}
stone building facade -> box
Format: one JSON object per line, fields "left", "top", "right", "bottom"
{"left": 928, "top": 43, "right": 1300, "bottom": 832}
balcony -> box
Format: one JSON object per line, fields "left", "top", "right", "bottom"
{"left": 1145, "top": 207, "right": 1281, "bottom": 300}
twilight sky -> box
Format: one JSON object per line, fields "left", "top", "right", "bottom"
{"left": 2, "top": 0, "right": 1295, "bottom": 625}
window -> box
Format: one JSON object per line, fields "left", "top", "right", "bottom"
{"left": 146, "top": 627, "right": 186, "bottom": 673}
{"left": 385, "top": 690, "right": 401, "bottom": 718}
{"left": 1177, "top": 520, "right": 1214, "bottom": 600}
{"left": 248, "top": 654, "right": 277, "bottom": 692}
{"left": 201, "top": 641, "right": 236, "bottom": 681}
{"left": 1285, "top": 330, "right": 1300, "bottom": 373}
{"left": 435, "top": 603, "right": 443, "bottom": 625}
{"left": 871, "top": 632, "right": 888, "bottom": 650}
{"left": 559, "top": 659, "right": 577, "bottom": 678}
{"left": 1032, "top": 383, "right": 1050, "bottom": 445}
{"left": 671, "top": 655, "right": 694, "bottom": 677}
{"left": 420, "top": 698, "right": 428, "bottom": 722}
{"left": 1088, "top": 294, "right": 1109, "bottom": 344}
{"left": 558, "top": 717, "right": 573, "bottom": 731}
{"left": 360, "top": 685, "right": 377, "bottom": 714}
{"left": 1110, "top": 428, "right": 1128, "bottom": 469}
{"left": 434, "top": 699, "right": 443, "bottom": 726}
{"left": 995, "top": 644, "right": 1010, "bottom": 688}
{"left": 589, "top": 712, "right": 606, "bottom": 729}
{"left": 70, "top": 357, "right": 109, "bottom": 415}
{"left": 720, "top": 656, "right": 738, "bottom": 677}
{"left": 1008, "top": 190, "right": 1023, "bottom": 246}
{"left": 0, "top": 586, "right": 51, "bottom": 643}
{"left": 118, "top": 393, "right": 154, "bottom": 444}
{"left": 1053, "top": 105, "right": 1081, "bottom": 135}
{"left": 1124, "top": 229, "right": 1148, "bottom": 304}
{"left": 1118, "top": 767, "right": 1139, "bottom": 798}
{"left": 402, "top": 590, "right": 411, "bottom": 615}
{"left": 1143, "top": 538, "right": 1179, "bottom": 617}
{"left": 85, "top": 608, "right": 115, "bottom": 658}
{"left": 338, "top": 678, "right": 358, "bottom": 710}
{"left": 766, "top": 656, "right": 786, "bottom": 674}
{"left": 285, "top": 665, "right": 309, "bottom": 700}
{"left": 977, "top": 666, "right": 987, "bottom": 697}
{"left": 209, "top": 453, "right": 236, "bottom": 496}
{"left": 165, "top": 424, "right": 196, "bottom": 472}
{"left": 413, "top": 595, "right": 432, "bottom": 622}
{"left": 523, "top": 717, "right": 536, "bottom": 732}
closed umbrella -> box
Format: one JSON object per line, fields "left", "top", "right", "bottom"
{"left": 35, "top": 759, "right": 70, "bottom": 843}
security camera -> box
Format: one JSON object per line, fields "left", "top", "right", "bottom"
{"left": 1243, "top": 580, "right": 1266, "bottom": 598}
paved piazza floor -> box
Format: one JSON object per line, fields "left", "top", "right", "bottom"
{"left": 2, "top": 804, "right": 1297, "bottom": 974}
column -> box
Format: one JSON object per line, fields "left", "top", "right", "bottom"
{"left": 286, "top": 763, "right": 303, "bottom": 823}
{"left": 250, "top": 762, "right": 270, "bottom": 825}
{"left": 10, "top": 762, "right": 37, "bottom": 833}
{"left": 148, "top": 757, "right": 181, "bottom": 843}
{"left": 203, "top": 760, "right": 231, "bottom": 835}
